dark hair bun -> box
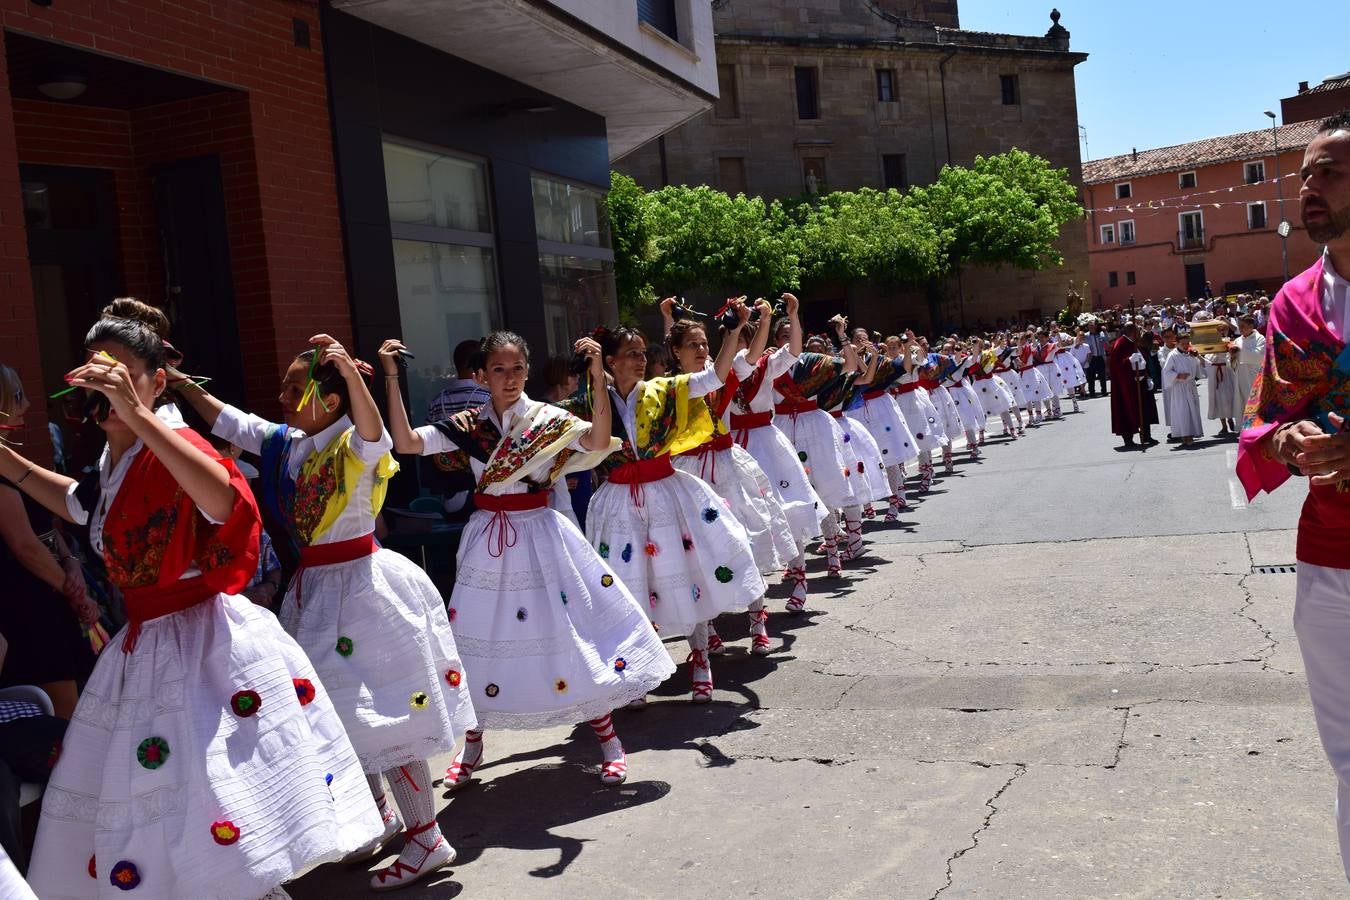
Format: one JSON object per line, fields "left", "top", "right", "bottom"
{"left": 102, "top": 298, "right": 171, "bottom": 338}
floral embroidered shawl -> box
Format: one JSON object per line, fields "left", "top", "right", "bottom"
{"left": 102, "top": 428, "right": 258, "bottom": 596}
{"left": 259, "top": 424, "right": 398, "bottom": 548}
{"left": 557, "top": 374, "right": 714, "bottom": 475}
{"left": 776, "top": 352, "right": 844, "bottom": 404}
{"left": 431, "top": 399, "right": 615, "bottom": 495}
{"left": 1237, "top": 257, "right": 1346, "bottom": 499}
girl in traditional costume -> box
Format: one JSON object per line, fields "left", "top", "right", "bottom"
{"left": 842, "top": 334, "right": 920, "bottom": 521}
{"left": 971, "top": 346, "right": 1018, "bottom": 439}
{"left": 5, "top": 302, "right": 381, "bottom": 900}
{"left": 726, "top": 294, "right": 826, "bottom": 613}
{"left": 1033, "top": 337, "right": 1065, "bottom": 420}
{"left": 936, "top": 353, "right": 982, "bottom": 460}
{"left": 662, "top": 299, "right": 795, "bottom": 655}
{"left": 378, "top": 332, "right": 674, "bottom": 790}
{"left": 770, "top": 312, "right": 868, "bottom": 570}
{"left": 563, "top": 305, "right": 766, "bottom": 703}
{"left": 176, "top": 335, "right": 475, "bottom": 891}
{"left": 891, "top": 338, "right": 948, "bottom": 492}
{"left": 1017, "top": 337, "right": 1053, "bottom": 425}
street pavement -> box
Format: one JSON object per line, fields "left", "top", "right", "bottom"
{"left": 294, "top": 393, "right": 1341, "bottom": 899}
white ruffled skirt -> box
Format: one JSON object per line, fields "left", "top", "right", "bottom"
{"left": 949, "top": 382, "right": 987, "bottom": 433}
{"left": 851, "top": 395, "right": 920, "bottom": 465}
{"left": 773, "top": 408, "right": 859, "bottom": 510}
{"left": 974, "top": 374, "right": 1014, "bottom": 416}
{"left": 674, "top": 444, "right": 796, "bottom": 574}
{"left": 449, "top": 505, "right": 675, "bottom": 729}
{"left": 1038, "top": 362, "right": 1068, "bottom": 398}
{"left": 834, "top": 412, "right": 891, "bottom": 503}
{"left": 28, "top": 595, "right": 382, "bottom": 900}
{"left": 735, "top": 421, "right": 825, "bottom": 547}
{"left": 587, "top": 470, "right": 766, "bottom": 636}
{"left": 895, "top": 389, "right": 948, "bottom": 451}
{"left": 1005, "top": 371, "right": 1029, "bottom": 407}
{"left": 280, "top": 547, "right": 478, "bottom": 774}
{"left": 1020, "top": 367, "right": 1052, "bottom": 403}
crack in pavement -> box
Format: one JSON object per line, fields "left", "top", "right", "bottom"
{"left": 930, "top": 764, "right": 1028, "bottom": 899}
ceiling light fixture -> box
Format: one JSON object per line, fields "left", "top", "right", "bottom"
{"left": 38, "top": 71, "right": 87, "bottom": 101}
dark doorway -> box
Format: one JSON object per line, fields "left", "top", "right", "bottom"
{"left": 1184, "top": 263, "right": 1207, "bottom": 301}
{"left": 21, "top": 165, "right": 124, "bottom": 387}
{"left": 153, "top": 155, "right": 245, "bottom": 408}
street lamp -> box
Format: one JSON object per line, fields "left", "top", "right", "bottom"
{"left": 1264, "top": 110, "right": 1290, "bottom": 282}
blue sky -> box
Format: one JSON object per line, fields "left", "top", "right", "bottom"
{"left": 957, "top": 1, "right": 1350, "bottom": 162}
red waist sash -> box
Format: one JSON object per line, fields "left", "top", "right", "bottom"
{"left": 677, "top": 432, "right": 735, "bottom": 482}
{"left": 919, "top": 379, "right": 940, "bottom": 391}
{"left": 729, "top": 410, "right": 774, "bottom": 447}
{"left": 972, "top": 371, "right": 995, "bottom": 381}
{"left": 608, "top": 455, "right": 675, "bottom": 508}
{"left": 894, "top": 382, "right": 921, "bottom": 395}
{"left": 473, "top": 493, "right": 550, "bottom": 557}
{"left": 829, "top": 409, "right": 844, "bottom": 418}
{"left": 121, "top": 578, "right": 220, "bottom": 653}
{"left": 774, "top": 399, "right": 819, "bottom": 415}
{"left": 294, "top": 533, "right": 378, "bottom": 607}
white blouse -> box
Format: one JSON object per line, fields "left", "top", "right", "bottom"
{"left": 731, "top": 346, "right": 799, "bottom": 415}
{"left": 213, "top": 405, "right": 393, "bottom": 545}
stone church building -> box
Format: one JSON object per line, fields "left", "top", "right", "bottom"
{"left": 615, "top": 0, "right": 1090, "bottom": 331}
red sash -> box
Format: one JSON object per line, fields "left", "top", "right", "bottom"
{"left": 294, "top": 533, "right": 378, "bottom": 606}
{"left": 729, "top": 411, "right": 773, "bottom": 447}
{"left": 473, "top": 493, "right": 550, "bottom": 557}
{"left": 774, "top": 399, "right": 819, "bottom": 416}
{"left": 678, "top": 432, "right": 735, "bottom": 482}
{"left": 973, "top": 370, "right": 995, "bottom": 381}
{"left": 894, "top": 382, "right": 920, "bottom": 395}
{"left": 608, "top": 455, "right": 676, "bottom": 508}
{"left": 919, "top": 378, "right": 940, "bottom": 391}
{"left": 861, "top": 388, "right": 888, "bottom": 402}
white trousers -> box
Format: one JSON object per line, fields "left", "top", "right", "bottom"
{"left": 1294, "top": 562, "right": 1350, "bottom": 883}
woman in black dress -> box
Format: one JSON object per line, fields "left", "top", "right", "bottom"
{"left": 0, "top": 363, "right": 97, "bottom": 717}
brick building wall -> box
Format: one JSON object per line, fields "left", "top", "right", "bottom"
{"left": 1280, "top": 76, "right": 1350, "bottom": 126}
{"left": 0, "top": 0, "right": 349, "bottom": 453}
{"left": 615, "top": 1, "right": 1089, "bottom": 332}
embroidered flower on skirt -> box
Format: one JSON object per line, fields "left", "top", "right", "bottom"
{"left": 649, "top": 591, "right": 659, "bottom": 609}
{"left": 485, "top": 683, "right": 500, "bottom": 698}
{"left": 554, "top": 679, "right": 568, "bottom": 694}
{"left": 448, "top": 607, "right": 458, "bottom": 622}
{"left": 682, "top": 534, "right": 694, "bottom": 551}
{"left": 798, "top": 451, "right": 808, "bottom": 462}
{"left": 644, "top": 541, "right": 659, "bottom": 557}
{"left": 230, "top": 690, "right": 261, "bottom": 718}
{"left": 601, "top": 574, "right": 614, "bottom": 588}
{"left": 614, "top": 657, "right": 627, "bottom": 672}
{"left": 335, "top": 636, "right": 354, "bottom": 657}
{"left": 621, "top": 543, "right": 633, "bottom": 563}
{"left": 445, "top": 668, "right": 462, "bottom": 687}
{"left": 411, "top": 691, "right": 430, "bottom": 710}
{"left": 110, "top": 860, "right": 141, "bottom": 891}
{"left": 715, "top": 566, "right": 734, "bottom": 584}
{"left": 598, "top": 542, "right": 610, "bottom": 559}
{"left": 691, "top": 585, "right": 702, "bottom": 601}
{"left": 560, "top": 591, "right": 568, "bottom": 605}
{"left": 136, "top": 737, "right": 170, "bottom": 770}
{"left": 293, "top": 678, "right": 316, "bottom": 706}
{"left": 843, "top": 433, "right": 851, "bottom": 443}
{"left": 88, "top": 855, "right": 97, "bottom": 879}
{"left": 210, "top": 821, "right": 241, "bottom": 846}
{"left": 702, "top": 507, "right": 719, "bottom": 523}
{"left": 516, "top": 607, "right": 528, "bottom": 622}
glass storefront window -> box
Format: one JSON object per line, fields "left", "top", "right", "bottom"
{"left": 538, "top": 253, "right": 617, "bottom": 360}
{"left": 384, "top": 142, "right": 491, "bottom": 233}
{"left": 391, "top": 240, "right": 499, "bottom": 423}
{"left": 531, "top": 176, "right": 608, "bottom": 248}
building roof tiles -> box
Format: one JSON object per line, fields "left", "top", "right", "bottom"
{"left": 1082, "top": 120, "right": 1322, "bottom": 184}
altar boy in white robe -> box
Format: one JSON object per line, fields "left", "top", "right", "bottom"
{"left": 1162, "top": 335, "right": 1205, "bottom": 446}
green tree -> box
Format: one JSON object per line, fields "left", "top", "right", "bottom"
{"left": 643, "top": 184, "right": 800, "bottom": 300}
{"left": 905, "top": 148, "right": 1083, "bottom": 274}
{"left": 794, "top": 188, "right": 940, "bottom": 287}
{"left": 606, "top": 172, "right": 655, "bottom": 319}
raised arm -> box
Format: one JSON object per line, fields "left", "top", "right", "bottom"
{"left": 67, "top": 355, "right": 235, "bottom": 523}
{"left": 659, "top": 296, "right": 677, "bottom": 338}
{"left": 714, "top": 301, "right": 751, "bottom": 383}
{"left": 854, "top": 344, "right": 880, "bottom": 386}
{"left": 378, "top": 338, "right": 426, "bottom": 455}
{"left": 784, "top": 292, "right": 803, "bottom": 357}
{"left": 748, "top": 298, "right": 773, "bottom": 360}
{"left": 575, "top": 337, "right": 612, "bottom": 452}
{"left": 311, "top": 334, "right": 383, "bottom": 444}
{"left": 171, "top": 365, "right": 227, "bottom": 429}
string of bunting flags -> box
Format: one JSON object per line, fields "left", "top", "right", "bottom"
{"left": 1083, "top": 170, "right": 1300, "bottom": 218}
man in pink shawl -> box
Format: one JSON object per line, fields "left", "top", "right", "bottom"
{"left": 1236, "top": 110, "right": 1350, "bottom": 881}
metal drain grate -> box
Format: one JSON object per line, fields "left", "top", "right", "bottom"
{"left": 1252, "top": 564, "right": 1297, "bottom": 575}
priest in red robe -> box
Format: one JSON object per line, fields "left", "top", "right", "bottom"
{"left": 1108, "top": 323, "right": 1159, "bottom": 448}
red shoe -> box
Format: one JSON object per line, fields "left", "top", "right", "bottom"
{"left": 442, "top": 732, "right": 482, "bottom": 792}
{"left": 370, "top": 822, "right": 456, "bottom": 892}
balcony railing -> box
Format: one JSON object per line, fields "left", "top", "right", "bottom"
{"left": 1177, "top": 229, "right": 1205, "bottom": 251}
